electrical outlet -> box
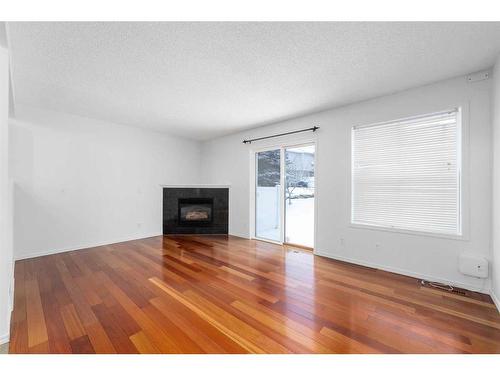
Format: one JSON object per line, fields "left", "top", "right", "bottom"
{"left": 340, "top": 238, "right": 345, "bottom": 246}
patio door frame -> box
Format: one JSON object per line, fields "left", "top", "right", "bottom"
{"left": 249, "top": 138, "right": 317, "bottom": 249}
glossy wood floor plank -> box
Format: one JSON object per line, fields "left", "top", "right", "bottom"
{"left": 9, "top": 235, "right": 500, "bottom": 354}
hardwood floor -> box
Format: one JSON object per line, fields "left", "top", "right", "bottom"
{"left": 9, "top": 235, "right": 500, "bottom": 354}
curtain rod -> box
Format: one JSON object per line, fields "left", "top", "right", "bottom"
{"left": 242, "top": 126, "right": 319, "bottom": 144}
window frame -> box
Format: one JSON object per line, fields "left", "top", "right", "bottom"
{"left": 349, "top": 107, "right": 467, "bottom": 241}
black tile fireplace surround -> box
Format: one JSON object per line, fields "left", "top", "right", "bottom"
{"left": 163, "top": 187, "right": 229, "bottom": 235}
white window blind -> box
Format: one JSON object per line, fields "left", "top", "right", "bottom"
{"left": 351, "top": 109, "right": 461, "bottom": 236}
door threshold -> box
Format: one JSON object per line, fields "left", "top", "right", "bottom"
{"left": 253, "top": 237, "right": 283, "bottom": 246}
{"left": 283, "top": 242, "right": 314, "bottom": 252}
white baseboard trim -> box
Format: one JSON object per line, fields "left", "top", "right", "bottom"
{"left": 314, "top": 249, "right": 490, "bottom": 294}
{"left": 491, "top": 291, "right": 500, "bottom": 314}
{"left": 0, "top": 333, "right": 9, "bottom": 345}
{"left": 9, "top": 273, "right": 14, "bottom": 313}
{"left": 15, "top": 232, "right": 163, "bottom": 261}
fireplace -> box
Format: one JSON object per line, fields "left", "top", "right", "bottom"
{"left": 178, "top": 198, "right": 213, "bottom": 225}
{"left": 163, "top": 185, "right": 229, "bottom": 234}
{"left": 163, "top": 186, "right": 228, "bottom": 234}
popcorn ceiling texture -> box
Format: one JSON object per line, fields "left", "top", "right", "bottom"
{"left": 7, "top": 22, "right": 500, "bottom": 140}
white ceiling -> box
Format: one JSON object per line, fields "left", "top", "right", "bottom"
{"left": 7, "top": 22, "right": 500, "bottom": 140}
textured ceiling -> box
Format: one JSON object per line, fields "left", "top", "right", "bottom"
{"left": 7, "top": 22, "right": 500, "bottom": 140}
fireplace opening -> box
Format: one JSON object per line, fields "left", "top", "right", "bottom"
{"left": 178, "top": 198, "right": 214, "bottom": 225}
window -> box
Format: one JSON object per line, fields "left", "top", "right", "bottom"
{"left": 351, "top": 109, "right": 461, "bottom": 236}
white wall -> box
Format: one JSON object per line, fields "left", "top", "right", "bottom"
{"left": 492, "top": 58, "right": 500, "bottom": 308}
{"left": 10, "top": 105, "right": 201, "bottom": 260}
{"left": 201, "top": 74, "right": 493, "bottom": 292}
{"left": 0, "top": 46, "right": 13, "bottom": 344}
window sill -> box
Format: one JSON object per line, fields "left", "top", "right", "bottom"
{"left": 349, "top": 222, "right": 467, "bottom": 241}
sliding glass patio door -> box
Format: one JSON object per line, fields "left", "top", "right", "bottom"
{"left": 254, "top": 144, "right": 315, "bottom": 248}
